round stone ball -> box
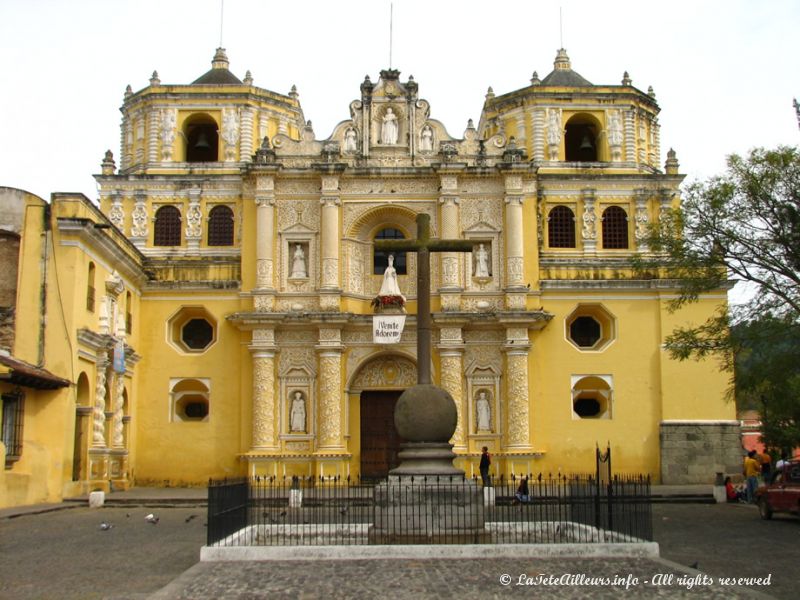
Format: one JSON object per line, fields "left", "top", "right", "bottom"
{"left": 394, "top": 383, "right": 457, "bottom": 442}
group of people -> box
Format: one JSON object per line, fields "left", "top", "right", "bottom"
{"left": 728, "top": 449, "right": 792, "bottom": 503}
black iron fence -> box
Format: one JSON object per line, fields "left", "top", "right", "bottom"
{"left": 207, "top": 473, "right": 651, "bottom": 547}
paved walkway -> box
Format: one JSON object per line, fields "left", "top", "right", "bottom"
{"left": 2, "top": 493, "right": 789, "bottom": 600}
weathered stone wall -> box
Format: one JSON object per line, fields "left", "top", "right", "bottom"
{"left": 660, "top": 421, "right": 743, "bottom": 484}
{"left": 0, "top": 231, "right": 19, "bottom": 350}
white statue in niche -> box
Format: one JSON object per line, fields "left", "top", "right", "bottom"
{"left": 420, "top": 125, "right": 433, "bottom": 152}
{"left": 474, "top": 244, "right": 490, "bottom": 278}
{"left": 476, "top": 391, "right": 491, "bottom": 431}
{"left": 344, "top": 127, "right": 357, "bottom": 153}
{"left": 290, "top": 244, "right": 307, "bottom": 278}
{"left": 378, "top": 254, "right": 405, "bottom": 299}
{"left": 290, "top": 391, "right": 306, "bottom": 432}
{"left": 381, "top": 107, "right": 398, "bottom": 144}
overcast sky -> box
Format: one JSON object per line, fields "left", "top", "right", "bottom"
{"left": 1, "top": 0, "right": 798, "bottom": 202}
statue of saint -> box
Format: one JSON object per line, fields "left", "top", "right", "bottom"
{"left": 420, "top": 125, "right": 433, "bottom": 152}
{"left": 381, "top": 107, "right": 398, "bottom": 145}
{"left": 378, "top": 254, "right": 405, "bottom": 299}
{"left": 290, "top": 244, "right": 307, "bottom": 278}
{"left": 474, "top": 243, "right": 490, "bottom": 277}
{"left": 290, "top": 391, "right": 306, "bottom": 432}
{"left": 476, "top": 391, "right": 491, "bottom": 431}
{"left": 344, "top": 127, "right": 357, "bottom": 153}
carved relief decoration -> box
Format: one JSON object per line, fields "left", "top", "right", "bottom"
{"left": 350, "top": 354, "right": 417, "bottom": 391}
{"left": 439, "top": 353, "right": 465, "bottom": 446}
{"left": 317, "top": 353, "right": 342, "bottom": 446}
{"left": 505, "top": 352, "right": 530, "bottom": 447}
{"left": 252, "top": 354, "right": 276, "bottom": 448}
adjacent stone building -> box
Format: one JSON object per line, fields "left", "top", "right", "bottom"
{"left": 0, "top": 48, "right": 741, "bottom": 507}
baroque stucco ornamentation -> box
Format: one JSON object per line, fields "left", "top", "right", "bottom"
{"left": 112, "top": 373, "right": 125, "bottom": 448}
{"left": 93, "top": 360, "right": 108, "bottom": 446}
{"left": 439, "top": 353, "right": 465, "bottom": 445}
{"left": 252, "top": 354, "right": 276, "bottom": 448}
{"left": 505, "top": 352, "right": 530, "bottom": 447}
{"left": 317, "top": 353, "right": 342, "bottom": 447}
{"left": 131, "top": 199, "right": 148, "bottom": 238}
{"left": 351, "top": 355, "right": 416, "bottom": 391}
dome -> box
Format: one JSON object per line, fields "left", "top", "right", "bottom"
{"left": 192, "top": 48, "right": 243, "bottom": 85}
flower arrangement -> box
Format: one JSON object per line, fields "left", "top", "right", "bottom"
{"left": 371, "top": 295, "right": 406, "bottom": 310}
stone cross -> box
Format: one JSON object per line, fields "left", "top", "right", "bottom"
{"left": 374, "top": 213, "right": 488, "bottom": 385}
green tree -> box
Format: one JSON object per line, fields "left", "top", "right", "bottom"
{"left": 639, "top": 146, "right": 800, "bottom": 448}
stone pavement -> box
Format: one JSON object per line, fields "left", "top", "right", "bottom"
{"left": 1, "top": 487, "right": 791, "bottom": 600}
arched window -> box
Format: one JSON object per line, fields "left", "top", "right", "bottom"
{"left": 373, "top": 227, "right": 407, "bottom": 274}
{"left": 154, "top": 206, "right": 182, "bottom": 246}
{"left": 184, "top": 115, "right": 219, "bottom": 163}
{"left": 601, "top": 206, "right": 629, "bottom": 249}
{"left": 86, "top": 263, "right": 96, "bottom": 311}
{"left": 547, "top": 206, "right": 576, "bottom": 248}
{"left": 564, "top": 116, "right": 599, "bottom": 162}
{"left": 207, "top": 205, "right": 234, "bottom": 246}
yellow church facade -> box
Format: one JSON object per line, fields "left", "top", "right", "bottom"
{"left": 0, "top": 49, "right": 741, "bottom": 508}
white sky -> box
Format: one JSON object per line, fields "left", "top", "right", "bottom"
{"left": 1, "top": 0, "right": 798, "bottom": 202}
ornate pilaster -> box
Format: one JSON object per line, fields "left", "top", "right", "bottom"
{"left": 659, "top": 188, "right": 675, "bottom": 222}
{"left": 634, "top": 189, "right": 650, "bottom": 252}
{"left": 93, "top": 353, "right": 109, "bottom": 447}
{"left": 503, "top": 327, "right": 531, "bottom": 450}
{"left": 130, "top": 190, "right": 148, "bottom": 246}
{"left": 581, "top": 188, "right": 597, "bottom": 253}
{"left": 147, "top": 109, "right": 160, "bottom": 165}
{"left": 254, "top": 174, "right": 276, "bottom": 310}
{"left": 532, "top": 108, "right": 546, "bottom": 162}
{"left": 438, "top": 171, "right": 462, "bottom": 310}
{"left": 160, "top": 108, "right": 176, "bottom": 161}
{"left": 250, "top": 328, "right": 278, "bottom": 450}
{"left": 111, "top": 371, "right": 125, "bottom": 448}
{"left": 514, "top": 112, "right": 527, "bottom": 145}
{"left": 438, "top": 325, "right": 465, "bottom": 450}
{"left": 316, "top": 327, "right": 344, "bottom": 450}
{"left": 320, "top": 174, "right": 342, "bottom": 310}
{"left": 109, "top": 192, "right": 124, "bottom": 231}
{"left": 624, "top": 110, "right": 636, "bottom": 163}
{"left": 185, "top": 188, "right": 202, "bottom": 255}
{"left": 222, "top": 107, "right": 240, "bottom": 162}
{"left": 504, "top": 174, "right": 525, "bottom": 289}
{"left": 239, "top": 106, "right": 254, "bottom": 163}
{"left": 99, "top": 272, "right": 124, "bottom": 336}
{"left": 121, "top": 114, "right": 132, "bottom": 170}
{"left": 651, "top": 118, "right": 661, "bottom": 168}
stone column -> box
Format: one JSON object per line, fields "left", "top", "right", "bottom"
{"left": 624, "top": 110, "right": 636, "bottom": 163}
{"left": 319, "top": 174, "right": 342, "bottom": 311}
{"left": 438, "top": 171, "right": 462, "bottom": 310}
{"left": 316, "top": 326, "right": 344, "bottom": 450}
{"left": 581, "top": 188, "right": 597, "bottom": 254}
{"left": 504, "top": 174, "right": 526, "bottom": 309}
{"left": 437, "top": 325, "right": 466, "bottom": 451}
{"left": 254, "top": 174, "right": 276, "bottom": 310}
{"left": 92, "top": 353, "right": 109, "bottom": 447}
{"left": 185, "top": 188, "right": 202, "bottom": 256}
{"left": 514, "top": 112, "right": 527, "bottom": 145}
{"left": 111, "top": 371, "right": 125, "bottom": 449}
{"left": 240, "top": 106, "right": 254, "bottom": 162}
{"left": 250, "top": 328, "right": 278, "bottom": 450}
{"left": 503, "top": 326, "right": 531, "bottom": 450}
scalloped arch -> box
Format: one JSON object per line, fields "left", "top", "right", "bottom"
{"left": 347, "top": 204, "right": 423, "bottom": 240}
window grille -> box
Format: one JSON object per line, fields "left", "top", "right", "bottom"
{"left": 154, "top": 206, "right": 182, "bottom": 246}
{"left": 602, "top": 206, "right": 629, "bottom": 249}
{"left": 208, "top": 205, "right": 234, "bottom": 246}
{"left": 548, "top": 206, "right": 576, "bottom": 248}
{"left": 2, "top": 392, "right": 24, "bottom": 466}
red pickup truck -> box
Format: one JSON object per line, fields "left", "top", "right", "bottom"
{"left": 757, "top": 460, "right": 800, "bottom": 520}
